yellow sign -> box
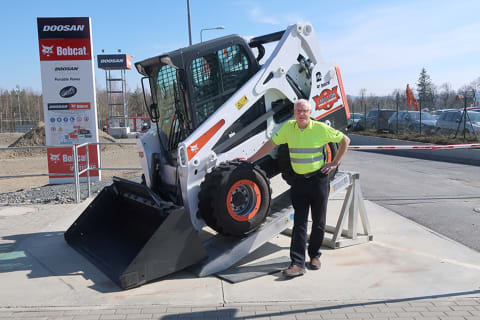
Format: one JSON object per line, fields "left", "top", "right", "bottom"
{"left": 235, "top": 95, "right": 248, "bottom": 110}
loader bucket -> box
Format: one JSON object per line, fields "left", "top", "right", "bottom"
{"left": 64, "top": 177, "right": 207, "bottom": 289}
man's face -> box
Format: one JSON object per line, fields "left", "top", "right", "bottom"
{"left": 294, "top": 103, "right": 312, "bottom": 128}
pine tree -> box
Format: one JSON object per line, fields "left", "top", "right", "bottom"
{"left": 416, "top": 68, "right": 435, "bottom": 109}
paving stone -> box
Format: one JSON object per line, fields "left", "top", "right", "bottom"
{"left": 426, "top": 307, "right": 452, "bottom": 312}
{"left": 402, "top": 307, "right": 429, "bottom": 312}
{"left": 371, "top": 312, "right": 397, "bottom": 318}
{"left": 408, "top": 302, "right": 435, "bottom": 307}
{"left": 242, "top": 306, "right": 267, "bottom": 311}
{"left": 354, "top": 307, "right": 380, "bottom": 313}
{"left": 165, "top": 308, "right": 191, "bottom": 314}
{"left": 266, "top": 305, "right": 293, "bottom": 311}
{"left": 140, "top": 308, "right": 167, "bottom": 314}
{"left": 89, "top": 310, "right": 116, "bottom": 315}
{"left": 345, "top": 312, "right": 372, "bottom": 318}
{"left": 115, "top": 309, "right": 142, "bottom": 315}
{"left": 420, "top": 312, "right": 447, "bottom": 317}
{"left": 63, "top": 310, "right": 93, "bottom": 316}
{"left": 72, "top": 316, "right": 101, "bottom": 320}
{"left": 126, "top": 314, "right": 153, "bottom": 319}
{"left": 432, "top": 301, "right": 457, "bottom": 307}
{"left": 396, "top": 312, "right": 422, "bottom": 317}
{"left": 378, "top": 308, "right": 406, "bottom": 313}
{"left": 320, "top": 313, "right": 347, "bottom": 319}
{"left": 294, "top": 314, "right": 322, "bottom": 320}
{"left": 456, "top": 300, "right": 480, "bottom": 306}
{"left": 99, "top": 315, "right": 127, "bottom": 320}
{"left": 445, "top": 311, "right": 473, "bottom": 316}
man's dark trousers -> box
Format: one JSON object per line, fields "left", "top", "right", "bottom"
{"left": 289, "top": 172, "right": 330, "bottom": 268}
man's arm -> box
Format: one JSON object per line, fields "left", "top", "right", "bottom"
{"left": 320, "top": 135, "right": 350, "bottom": 174}
{"left": 246, "top": 140, "right": 276, "bottom": 163}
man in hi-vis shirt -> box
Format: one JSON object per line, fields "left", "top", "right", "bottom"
{"left": 245, "top": 99, "right": 350, "bottom": 277}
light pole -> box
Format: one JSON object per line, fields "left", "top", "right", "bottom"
{"left": 187, "top": 0, "right": 192, "bottom": 46}
{"left": 15, "top": 85, "right": 22, "bottom": 126}
{"left": 200, "top": 26, "right": 225, "bottom": 42}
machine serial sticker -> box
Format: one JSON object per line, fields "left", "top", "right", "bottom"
{"left": 235, "top": 95, "right": 248, "bottom": 110}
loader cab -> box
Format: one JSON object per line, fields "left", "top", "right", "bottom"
{"left": 135, "top": 35, "right": 261, "bottom": 158}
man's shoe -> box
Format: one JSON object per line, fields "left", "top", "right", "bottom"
{"left": 308, "top": 257, "right": 321, "bottom": 270}
{"left": 282, "top": 264, "right": 306, "bottom": 277}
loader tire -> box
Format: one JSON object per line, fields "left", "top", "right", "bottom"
{"left": 198, "top": 161, "right": 271, "bottom": 237}
{"left": 278, "top": 142, "right": 339, "bottom": 184}
{"left": 325, "top": 142, "right": 339, "bottom": 181}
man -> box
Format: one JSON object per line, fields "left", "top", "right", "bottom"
{"left": 245, "top": 99, "right": 350, "bottom": 277}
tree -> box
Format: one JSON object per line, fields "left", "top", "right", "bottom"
{"left": 438, "top": 83, "right": 455, "bottom": 109}
{"left": 416, "top": 68, "right": 435, "bottom": 109}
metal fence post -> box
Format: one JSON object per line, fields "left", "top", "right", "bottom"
{"left": 86, "top": 143, "right": 91, "bottom": 198}
{"left": 73, "top": 145, "right": 80, "bottom": 203}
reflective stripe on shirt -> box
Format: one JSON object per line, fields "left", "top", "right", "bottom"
{"left": 290, "top": 154, "right": 325, "bottom": 163}
{"left": 289, "top": 147, "right": 325, "bottom": 153}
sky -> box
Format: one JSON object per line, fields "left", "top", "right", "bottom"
{"left": 1, "top": 0, "right": 479, "bottom": 96}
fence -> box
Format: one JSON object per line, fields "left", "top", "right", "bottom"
{"left": 0, "top": 142, "right": 142, "bottom": 203}
{"left": 350, "top": 109, "right": 480, "bottom": 142}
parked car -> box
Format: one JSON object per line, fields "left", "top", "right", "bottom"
{"left": 363, "top": 109, "right": 396, "bottom": 132}
{"left": 436, "top": 110, "right": 480, "bottom": 135}
{"left": 387, "top": 111, "right": 409, "bottom": 132}
{"left": 388, "top": 111, "right": 436, "bottom": 134}
{"left": 430, "top": 109, "right": 456, "bottom": 120}
{"left": 347, "top": 112, "right": 364, "bottom": 130}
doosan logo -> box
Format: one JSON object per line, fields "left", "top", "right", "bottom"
{"left": 43, "top": 25, "right": 85, "bottom": 32}
{"left": 59, "top": 86, "right": 77, "bottom": 98}
{"left": 54, "top": 65, "right": 79, "bottom": 73}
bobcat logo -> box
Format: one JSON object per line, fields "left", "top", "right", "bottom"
{"left": 49, "top": 153, "right": 60, "bottom": 163}
{"left": 42, "top": 44, "right": 54, "bottom": 57}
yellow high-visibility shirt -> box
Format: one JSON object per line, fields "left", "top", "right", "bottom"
{"left": 272, "top": 119, "right": 344, "bottom": 174}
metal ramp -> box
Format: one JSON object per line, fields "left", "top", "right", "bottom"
{"left": 191, "top": 171, "right": 372, "bottom": 277}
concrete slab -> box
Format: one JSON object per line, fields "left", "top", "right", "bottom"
{"left": 0, "top": 175, "right": 479, "bottom": 308}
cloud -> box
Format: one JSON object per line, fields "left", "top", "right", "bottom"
{"left": 315, "top": 1, "right": 480, "bottom": 94}
{"left": 249, "top": 6, "right": 280, "bottom": 25}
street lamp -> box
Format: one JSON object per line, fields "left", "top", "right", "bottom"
{"left": 200, "top": 26, "right": 225, "bottom": 43}
{"left": 15, "top": 85, "right": 22, "bottom": 125}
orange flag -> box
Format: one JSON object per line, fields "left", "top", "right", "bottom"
{"left": 406, "top": 84, "right": 419, "bottom": 111}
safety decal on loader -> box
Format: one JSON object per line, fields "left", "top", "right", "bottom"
{"left": 187, "top": 119, "right": 225, "bottom": 160}
{"left": 235, "top": 95, "right": 248, "bottom": 110}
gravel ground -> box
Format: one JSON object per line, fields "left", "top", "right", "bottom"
{"left": 0, "top": 176, "right": 142, "bottom": 205}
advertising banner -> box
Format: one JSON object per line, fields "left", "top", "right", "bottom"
{"left": 97, "top": 54, "right": 132, "bottom": 69}
{"left": 37, "top": 17, "right": 100, "bottom": 184}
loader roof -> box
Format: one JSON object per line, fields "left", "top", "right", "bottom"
{"left": 135, "top": 34, "right": 248, "bottom": 76}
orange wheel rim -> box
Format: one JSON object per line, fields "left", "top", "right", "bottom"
{"left": 226, "top": 179, "right": 261, "bottom": 222}
{"left": 326, "top": 144, "right": 333, "bottom": 162}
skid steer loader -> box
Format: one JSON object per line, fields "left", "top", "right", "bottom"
{"left": 65, "top": 22, "right": 350, "bottom": 289}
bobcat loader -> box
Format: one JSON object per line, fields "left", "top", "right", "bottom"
{"left": 65, "top": 22, "right": 350, "bottom": 289}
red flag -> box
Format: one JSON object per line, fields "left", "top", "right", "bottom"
{"left": 406, "top": 84, "right": 419, "bottom": 111}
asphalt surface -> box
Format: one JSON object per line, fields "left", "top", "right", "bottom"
{"left": 341, "top": 150, "right": 480, "bottom": 252}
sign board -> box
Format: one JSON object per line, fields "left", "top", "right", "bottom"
{"left": 97, "top": 54, "right": 132, "bottom": 70}
{"left": 37, "top": 17, "right": 101, "bottom": 184}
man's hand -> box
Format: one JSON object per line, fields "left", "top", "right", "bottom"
{"left": 320, "top": 162, "right": 338, "bottom": 174}
{"left": 234, "top": 157, "right": 249, "bottom": 162}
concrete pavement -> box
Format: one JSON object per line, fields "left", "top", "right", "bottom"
{"left": 0, "top": 175, "right": 479, "bottom": 319}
